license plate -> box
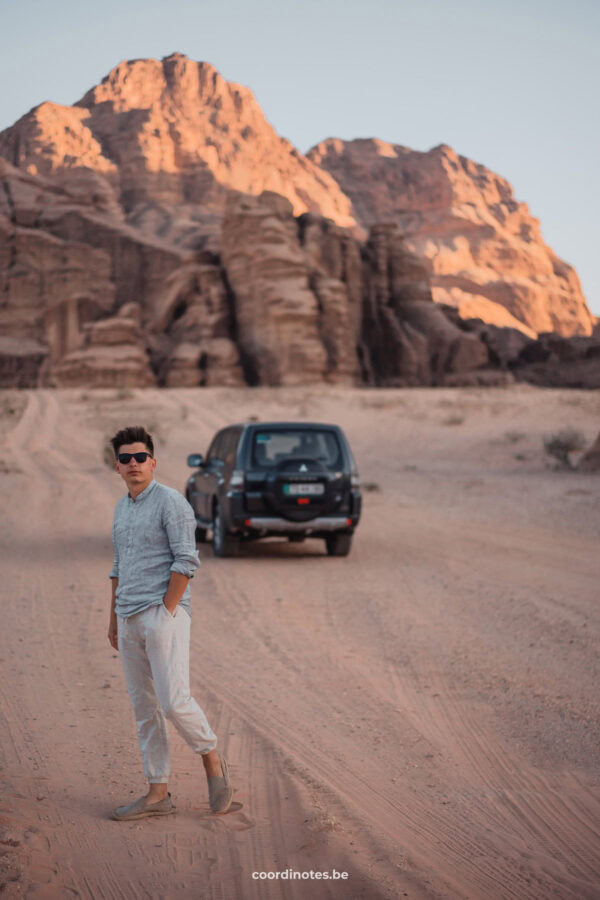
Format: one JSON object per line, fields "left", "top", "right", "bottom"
{"left": 283, "top": 483, "right": 325, "bottom": 496}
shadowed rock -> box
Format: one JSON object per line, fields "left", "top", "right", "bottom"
{"left": 51, "top": 304, "right": 155, "bottom": 387}
{"left": 360, "top": 224, "right": 490, "bottom": 386}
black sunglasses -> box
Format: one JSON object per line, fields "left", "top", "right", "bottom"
{"left": 117, "top": 452, "right": 153, "bottom": 464}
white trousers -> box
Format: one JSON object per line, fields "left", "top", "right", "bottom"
{"left": 117, "top": 603, "right": 217, "bottom": 783}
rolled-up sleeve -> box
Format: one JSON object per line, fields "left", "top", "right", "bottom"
{"left": 164, "top": 496, "right": 201, "bottom": 578}
{"left": 109, "top": 518, "right": 119, "bottom": 579}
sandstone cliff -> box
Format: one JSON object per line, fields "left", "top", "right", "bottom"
{"left": 0, "top": 156, "right": 500, "bottom": 388}
{"left": 308, "top": 139, "right": 593, "bottom": 338}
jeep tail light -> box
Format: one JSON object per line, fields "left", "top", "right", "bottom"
{"left": 351, "top": 473, "right": 360, "bottom": 488}
{"left": 297, "top": 498, "right": 310, "bottom": 505}
{"left": 230, "top": 470, "right": 245, "bottom": 487}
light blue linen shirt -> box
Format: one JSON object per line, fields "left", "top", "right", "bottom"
{"left": 110, "top": 479, "right": 200, "bottom": 618}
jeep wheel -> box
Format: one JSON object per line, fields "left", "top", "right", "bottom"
{"left": 325, "top": 533, "right": 353, "bottom": 557}
{"left": 212, "top": 504, "right": 240, "bottom": 558}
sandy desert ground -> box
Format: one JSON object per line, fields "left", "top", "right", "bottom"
{"left": 0, "top": 384, "right": 599, "bottom": 900}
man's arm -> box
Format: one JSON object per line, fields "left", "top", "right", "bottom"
{"left": 163, "top": 571, "right": 191, "bottom": 615}
{"left": 163, "top": 494, "right": 201, "bottom": 616}
{"left": 108, "top": 577, "right": 119, "bottom": 650}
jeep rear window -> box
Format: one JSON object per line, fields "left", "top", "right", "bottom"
{"left": 251, "top": 430, "right": 342, "bottom": 469}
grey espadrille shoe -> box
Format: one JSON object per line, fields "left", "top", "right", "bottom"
{"left": 207, "top": 753, "right": 233, "bottom": 814}
{"left": 111, "top": 791, "right": 176, "bottom": 821}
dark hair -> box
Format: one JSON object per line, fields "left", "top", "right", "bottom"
{"left": 111, "top": 426, "right": 154, "bottom": 458}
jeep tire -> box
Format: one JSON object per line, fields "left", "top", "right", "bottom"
{"left": 325, "top": 533, "right": 353, "bottom": 557}
{"left": 212, "top": 503, "right": 240, "bottom": 558}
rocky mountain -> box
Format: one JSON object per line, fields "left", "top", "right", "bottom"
{"left": 0, "top": 53, "right": 597, "bottom": 389}
{"left": 308, "top": 139, "right": 593, "bottom": 338}
{"left": 0, "top": 53, "right": 355, "bottom": 251}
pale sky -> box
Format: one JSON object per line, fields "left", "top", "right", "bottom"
{"left": 2, "top": 0, "right": 598, "bottom": 314}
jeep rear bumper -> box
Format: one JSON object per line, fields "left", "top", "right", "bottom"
{"left": 243, "top": 516, "right": 354, "bottom": 533}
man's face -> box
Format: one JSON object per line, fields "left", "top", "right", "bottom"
{"left": 115, "top": 442, "right": 156, "bottom": 493}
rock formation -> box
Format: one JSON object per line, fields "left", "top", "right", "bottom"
{"left": 358, "top": 224, "right": 491, "bottom": 385}
{"left": 221, "top": 193, "right": 496, "bottom": 387}
{"left": 0, "top": 336, "right": 47, "bottom": 389}
{"left": 0, "top": 54, "right": 596, "bottom": 389}
{"left": 0, "top": 53, "right": 355, "bottom": 253}
{"left": 221, "top": 192, "right": 364, "bottom": 386}
{"left": 221, "top": 193, "right": 328, "bottom": 386}
{"left": 0, "top": 159, "right": 115, "bottom": 386}
{"left": 308, "top": 139, "right": 593, "bottom": 338}
{"left": 443, "top": 309, "right": 600, "bottom": 388}
{"left": 49, "top": 302, "right": 155, "bottom": 387}
{"left": 149, "top": 253, "right": 244, "bottom": 387}
{"left": 509, "top": 333, "right": 600, "bottom": 389}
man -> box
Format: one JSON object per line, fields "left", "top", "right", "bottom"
{"left": 107, "top": 425, "right": 233, "bottom": 819}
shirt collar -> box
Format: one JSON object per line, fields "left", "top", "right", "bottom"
{"left": 128, "top": 478, "right": 158, "bottom": 503}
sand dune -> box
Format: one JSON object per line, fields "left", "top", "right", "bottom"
{"left": 0, "top": 385, "right": 599, "bottom": 899}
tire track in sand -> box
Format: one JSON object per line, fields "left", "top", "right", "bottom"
{"left": 382, "top": 540, "right": 600, "bottom": 900}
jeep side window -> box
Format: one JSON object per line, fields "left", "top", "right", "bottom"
{"left": 207, "top": 431, "right": 226, "bottom": 463}
{"left": 220, "top": 429, "right": 234, "bottom": 465}
{"left": 223, "top": 428, "right": 241, "bottom": 466}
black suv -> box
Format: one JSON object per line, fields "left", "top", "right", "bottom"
{"left": 185, "top": 422, "right": 361, "bottom": 557}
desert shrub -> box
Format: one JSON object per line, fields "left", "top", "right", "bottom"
{"left": 442, "top": 415, "right": 465, "bottom": 426}
{"left": 543, "top": 428, "right": 586, "bottom": 469}
{"left": 0, "top": 392, "right": 27, "bottom": 432}
{"left": 114, "top": 388, "right": 135, "bottom": 401}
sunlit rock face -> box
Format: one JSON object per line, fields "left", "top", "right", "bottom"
{"left": 308, "top": 139, "right": 593, "bottom": 338}
{"left": 0, "top": 53, "right": 355, "bottom": 252}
